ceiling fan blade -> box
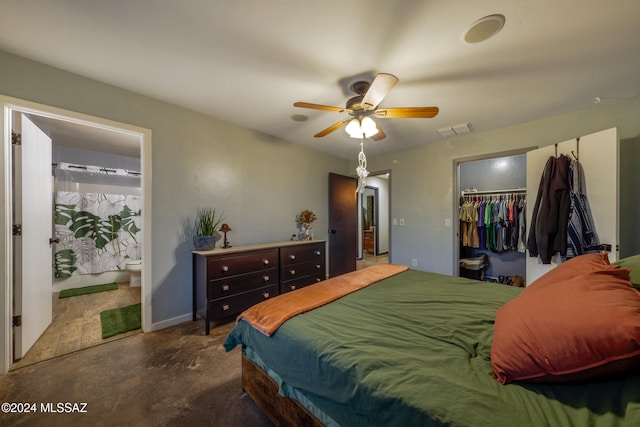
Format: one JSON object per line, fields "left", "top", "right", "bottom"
{"left": 294, "top": 102, "right": 351, "bottom": 114}
{"left": 374, "top": 106, "right": 439, "bottom": 119}
{"left": 371, "top": 125, "right": 386, "bottom": 141}
{"left": 314, "top": 118, "right": 351, "bottom": 138}
{"left": 361, "top": 73, "right": 399, "bottom": 110}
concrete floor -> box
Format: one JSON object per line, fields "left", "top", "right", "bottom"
{"left": 1, "top": 261, "right": 390, "bottom": 426}
{"left": 0, "top": 320, "right": 273, "bottom": 427}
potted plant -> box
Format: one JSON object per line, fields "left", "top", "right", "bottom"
{"left": 193, "top": 207, "right": 225, "bottom": 251}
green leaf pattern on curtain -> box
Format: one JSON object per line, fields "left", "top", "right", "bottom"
{"left": 54, "top": 191, "right": 142, "bottom": 278}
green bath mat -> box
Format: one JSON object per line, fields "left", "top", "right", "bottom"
{"left": 59, "top": 282, "right": 118, "bottom": 298}
{"left": 100, "top": 303, "right": 141, "bottom": 339}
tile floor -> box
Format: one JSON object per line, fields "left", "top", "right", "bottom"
{"left": 11, "top": 282, "right": 141, "bottom": 370}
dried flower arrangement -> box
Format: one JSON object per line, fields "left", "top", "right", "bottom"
{"left": 296, "top": 209, "right": 317, "bottom": 224}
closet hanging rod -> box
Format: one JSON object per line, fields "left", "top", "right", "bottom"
{"left": 461, "top": 187, "right": 526, "bottom": 196}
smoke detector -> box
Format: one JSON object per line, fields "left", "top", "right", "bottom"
{"left": 463, "top": 14, "right": 505, "bottom": 44}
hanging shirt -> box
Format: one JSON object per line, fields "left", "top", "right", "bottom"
{"left": 477, "top": 201, "right": 486, "bottom": 249}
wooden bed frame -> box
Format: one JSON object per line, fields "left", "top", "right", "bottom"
{"left": 242, "top": 354, "right": 324, "bottom": 427}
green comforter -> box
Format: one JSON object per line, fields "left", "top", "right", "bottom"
{"left": 224, "top": 269, "right": 640, "bottom": 427}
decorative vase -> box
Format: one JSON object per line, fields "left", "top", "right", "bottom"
{"left": 193, "top": 235, "right": 216, "bottom": 251}
{"left": 298, "top": 223, "right": 313, "bottom": 241}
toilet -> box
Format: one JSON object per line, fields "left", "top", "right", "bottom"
{"left": 125, "top": 259, "right": 142, "bottom": 287}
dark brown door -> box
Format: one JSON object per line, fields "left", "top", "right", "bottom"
{"left": 328, "top": 173, "right": 357, "bottom": 277}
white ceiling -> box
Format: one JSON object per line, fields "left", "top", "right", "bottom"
{"left": 1, "top": 1, "right": 639, "bottom": 160}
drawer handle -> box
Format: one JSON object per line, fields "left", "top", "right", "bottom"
{"left": 263, "top": 259, "right": 270, "bottom": 265}
{"left": 314, "top": 250, "right": 321, "bottom": 256}
{"left": 289, "top": 269, "right": 296, "bottom": 276}
{"left": 289, "top": 254, "right": 296, "bottom": 260}
{"left": 263, "top": 292, "right": 270, "bottom": 299}
{"left": 263, "top": 275, "right": 270, "bottom": 282}
{"left": 222, "top": 284, "right": 230, "bottom": 291}
{"left": 222, "top": 304, "right": 230, "bottom": 311}
{"left": 316, "top": 264, "right": 321, "bottom": 269}
{"left": 290, "top": 285, "right": 296, "bottom": 291}
{"left": 316, "top": 278, "right": 322, "bottom": 282}
{"left": 222, "top": 265, "right": 229, "bottom": 272}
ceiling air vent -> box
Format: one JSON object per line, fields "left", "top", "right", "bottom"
{"left": 437, "top": 122, "right": 474, "bottom": 138}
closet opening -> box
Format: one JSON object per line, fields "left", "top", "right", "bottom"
{"left": 454, "top": 150, "right": 529, "bottom": 285}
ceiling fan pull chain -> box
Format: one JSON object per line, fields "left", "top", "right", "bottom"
{"left": 356, "top": 139, "right": 369, "bottom": 193}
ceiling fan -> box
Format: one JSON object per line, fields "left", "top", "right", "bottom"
{"left": 294, "top": 73, "right": 439, "bottom": 141}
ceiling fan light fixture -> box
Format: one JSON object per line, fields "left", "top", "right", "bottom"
{"left": 345, "top": 117, "right": 379, "bottom": 138}
{"left": 361, "top": 116, "right": 379, "bottom": 137}
{"left": 346, "top": 118, "right": 364, "bottom": 138}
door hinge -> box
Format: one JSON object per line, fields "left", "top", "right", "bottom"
{"left": 12, "top": 224, "right": 22, "bottom": 236}
{"left": 13, "top": 315, "right": 21, "bottom": 327}
{"left": 11, "top": 132, "right": 21, "bottom": 145}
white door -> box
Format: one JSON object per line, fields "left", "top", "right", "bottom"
{"left": 13, "top": 113, "right": 53, "bottom": 359}
{"left": 525, "top": 127, "right": 619, "bottom": 285}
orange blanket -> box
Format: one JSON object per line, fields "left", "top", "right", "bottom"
{"left": 237, "top": 263, "right": 409, "bottom": 336}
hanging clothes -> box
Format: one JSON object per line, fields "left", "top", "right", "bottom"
{"left": 566, "top": 159, "right": 600, "bottom": 258}
{"left": 459, "top": 199, "right": 479, "bottom": 248}
{"left": 477, "top": 200, "right": 486, "bottom": 249}
{"left": 517, "top": 198, "right": 527, "bottom": 253}
{"left": 460, "top": 191, "right": 526, "bottom": 253}
{"left": 526, "top": 154, "right": 571, "bottom": 264}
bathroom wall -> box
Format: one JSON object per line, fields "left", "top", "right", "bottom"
{"left": 52, "top": 146, "right": 141, "bottom": 291}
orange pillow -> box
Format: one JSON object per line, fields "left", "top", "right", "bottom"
{"left": 491, "top": 266, "right": 640, "bottom": 384}
{"left": 527, "top": 252, "right": 613, "bottom": 290}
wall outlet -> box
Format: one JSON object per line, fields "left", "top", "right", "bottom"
{"left": 444, "top": 218, "right": 451, "bottom": 227}
{"left": 392, "top": 218, "right": 397, "bottom": 226}
{"left": 399, "top": 218, "right": 405, "bottom": 225}
{"left": 412, "top": 258, "right": 418, "bottom": 266}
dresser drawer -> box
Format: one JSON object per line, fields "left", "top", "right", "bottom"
{"left": 207, "top": 248, "right": 278, "bottom": 280}
{"left": 208, "top": 268, "right": 278, "bottom": 300}
{"left": 282, "top": 261, "right": 324, "bottom": 281}
{"left": 281, "top": 273, "right": 324, "bottom": 293}
{"left": 281, "top": 243, "right": 325, "bottom": 266}
{"left": 209, "top": 284, "right": 278, "bottom": 319}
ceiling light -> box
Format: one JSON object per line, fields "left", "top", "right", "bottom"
{"left": 345, "top": 118, "right": 363, "bottom": 138}
{"left": 360, "top": 117, "right": 378, "bottom": 137}
{"left": 346, "top": 117, "right": 379, "bottom": 138}
{"left": 463, "top": 14, "right": 505, "bottom": 44}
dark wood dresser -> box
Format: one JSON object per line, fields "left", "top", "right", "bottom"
{"left": 193, "top": 240, "right": 326, "bottom": 334}
{"left": 280, "top": 242, "right": 325, "bottom": 293}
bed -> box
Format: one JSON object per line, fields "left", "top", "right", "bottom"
{"left": 224, "top": 258, "right": 640, "bottom": 427}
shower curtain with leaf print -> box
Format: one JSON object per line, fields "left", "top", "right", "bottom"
{"left": 54, "top": 191, "right": 142, "bottom": 278}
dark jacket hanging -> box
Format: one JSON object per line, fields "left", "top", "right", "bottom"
{"left": 526, "top": 154, "right": 571, "bottom": 264}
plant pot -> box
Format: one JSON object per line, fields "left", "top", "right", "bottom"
{"left": 193, "top": 235, "right": 216, "bottom": 251}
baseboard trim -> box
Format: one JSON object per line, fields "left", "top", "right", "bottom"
{"left": 148, "top": 313, "right": 192, "bottom": 332}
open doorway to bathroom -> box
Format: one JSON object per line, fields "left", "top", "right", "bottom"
{"left": 2, "top": 97, "right": 151, "bottom": 371}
